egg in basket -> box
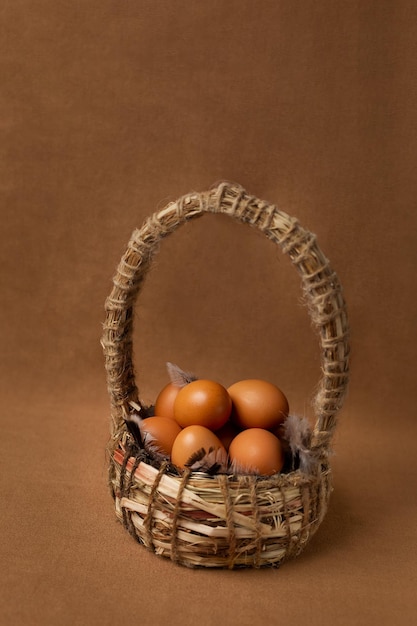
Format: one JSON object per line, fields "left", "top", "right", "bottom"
{"left": 101, "top": 183, "right": 349, "bottom": 569}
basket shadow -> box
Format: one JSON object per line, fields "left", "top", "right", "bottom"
{"left": 291, "top": 486, "right": 365, "bottom": 565}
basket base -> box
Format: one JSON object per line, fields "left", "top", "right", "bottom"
{"left": 110, "top": 444, "right": 332, "bottom": 569}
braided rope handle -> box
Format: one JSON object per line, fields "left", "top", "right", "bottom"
{"left": 102, "top": 183, "right": 349, "bottom": 455}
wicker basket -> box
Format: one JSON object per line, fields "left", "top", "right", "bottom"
{"left": 101, "top": 182, "right": 349, "bottom": 569}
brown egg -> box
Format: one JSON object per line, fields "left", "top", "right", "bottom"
{"left": 227, "top": 379, "right": 289, "bottom": 431}
{"left": 154, "top": 383, "right": 181, "bottom": 419}
{"left": 139, "top": 416, "right": 182, "bottom": 456}
{"left": 171, "top": 425, "right": 227, "bottom": 469}
{"left": 174, "top": 379, "right": 232, "bottom": 431}
{"left": 228, "top": 428, "right": 284, "bottom": 476}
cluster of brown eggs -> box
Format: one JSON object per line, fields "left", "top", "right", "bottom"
{"left": 138, "top": 376, "right": 290, "bottom": 476}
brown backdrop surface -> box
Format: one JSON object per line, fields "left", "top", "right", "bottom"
{"left": 1, "top": 2, "right": 417, "bottom": 625}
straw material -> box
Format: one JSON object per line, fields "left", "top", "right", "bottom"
{"left": 101, "top": 182, "right": 350, "bottom": 568}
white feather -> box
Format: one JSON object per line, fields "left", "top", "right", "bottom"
{"left": 282, "top": 414, "right": 312, "bottom": 456}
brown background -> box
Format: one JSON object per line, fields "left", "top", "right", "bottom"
{"left": 2, "top": 1, "right": 417, "bottom": 625}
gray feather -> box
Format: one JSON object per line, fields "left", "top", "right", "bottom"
{"left": 166, "top": 362, "right": 198, "bottom": 387}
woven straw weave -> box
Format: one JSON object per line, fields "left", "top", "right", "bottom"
{"left": 101, "top": 182, "right": 349, "bottom": 568}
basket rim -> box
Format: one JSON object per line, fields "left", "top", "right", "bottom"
{"left": 112, "top": 436, "right": 330, "bottom": 487}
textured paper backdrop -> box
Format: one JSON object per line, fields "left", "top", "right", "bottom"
{"left": 1, "top": 2, "right": 417, "bottom": 625}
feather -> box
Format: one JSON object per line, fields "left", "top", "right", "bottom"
{"left": 124, "top": 413, "right": 143, "bottom": 447}
{"left": 282, "top": 414, "right": 312, "bottom": 456}
{"left": 141, "top": 432, "right": 170, "bottom": 463}
{"left": 298, "top": 449, "right": 318, "bottom": 474}
{"left": 125, "top": 415, "right": 170, "bottom": 462}
{"left": 185, "top": 446, "right": 229, "bottom": 475}
{"left": 281, "top": 414, "right": 320, "bottom": 474}
{"left": 166, "top": 362, "right": 198, "bottom": 387}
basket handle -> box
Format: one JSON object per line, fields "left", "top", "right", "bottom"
{"left": 102, "top": 183, "right": 349, "bottom": 454}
